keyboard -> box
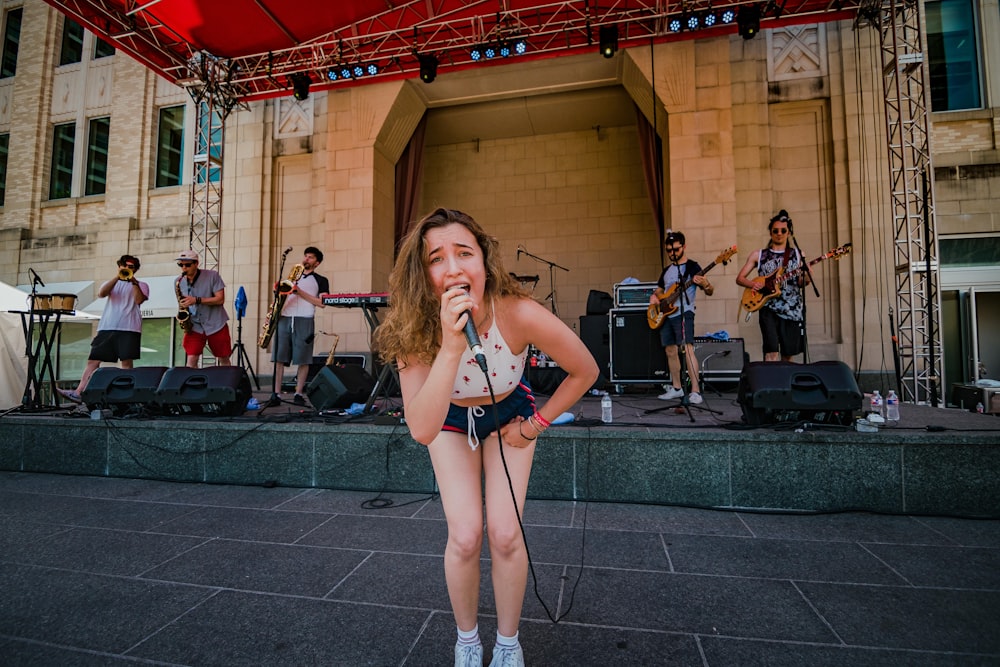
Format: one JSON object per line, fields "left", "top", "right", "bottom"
{"left": 321, "top": 292, "right": 390, "bottom": 307}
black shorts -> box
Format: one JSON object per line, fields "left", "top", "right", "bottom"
{"left": 89, "top": 330, "right": 141, "bottom": 362}
{"left": 759, "top": 308, "right": 803, "bottom": 357}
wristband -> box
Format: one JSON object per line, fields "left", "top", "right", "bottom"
{"left": 196, "top": 297, "right": 202, "bottom": 305}
{"left": 533, "top": 411, "right": 551, "bottom": 429}
{"left": 518, "top": 421, "right": 537, "bottom": 441}
{"left": 526, "top": 415, "right": 544, "bottom": 435}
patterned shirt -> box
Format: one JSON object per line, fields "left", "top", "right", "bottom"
{"left": 758, "top": 247, "right": 803, "bottom": 321}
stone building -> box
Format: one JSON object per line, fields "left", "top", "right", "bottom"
{"left": 0, "top": 0, "right": 996, "bottom": 400}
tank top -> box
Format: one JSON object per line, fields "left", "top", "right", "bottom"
{"left": 452, "top": 315, "right": 527, "bottom": 398}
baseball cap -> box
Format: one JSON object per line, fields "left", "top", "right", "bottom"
{"left": 176, "top": 249, "right": 199, "bottom": 262}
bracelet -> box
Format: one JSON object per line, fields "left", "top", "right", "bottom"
{"left": 518, "top": 421, "right": 537, "bottom": 441}
{"left": 526, "top": 415, "right": 544, "bottom": 435}
{"left": 533, "top": 411, "right": 551, "bottom": 429}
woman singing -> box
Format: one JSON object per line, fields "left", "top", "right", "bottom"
{"left": 376, "top": 208, "right": 598, "bottom": 667}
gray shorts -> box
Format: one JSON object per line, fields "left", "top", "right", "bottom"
{"left": 271, "top": 316, "right": 315, "bottom": 366}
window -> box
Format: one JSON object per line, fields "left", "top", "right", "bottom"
{"left": 49, "top": 123, "right": 76, "bottom": 200}
{"left": 926, "top": 0, "right": 982, "bottom": 111}
{"left": 85, "top": 117, "right": 110, "bottom": 196}
{"left": 155, "top": 106, "right": 185, "bottom": 187}
{"left": 0, "top": 133, "right": 8, "bottom": 206}
{"left": 59, "top": 18, "right": 84, "bottom": 66}
{"left": 0, "top": 7, "right": 22, "bottom": 78}
{"left": 93, "top": 36, "right": 115, "bottom": 60}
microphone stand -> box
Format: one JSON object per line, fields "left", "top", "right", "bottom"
{"left": 791, "top": 235, "right": 817, "bottom": 363}
{"left": 518, "top": 246, "right": 569, "bottom": 316}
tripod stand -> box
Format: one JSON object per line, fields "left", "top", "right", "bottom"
{"left": 232, "top": 286, "right": 260, "bottom": 389}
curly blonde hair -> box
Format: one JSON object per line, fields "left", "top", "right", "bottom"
{"left": 375, "top": 208, "right": 527, "bottom": 367}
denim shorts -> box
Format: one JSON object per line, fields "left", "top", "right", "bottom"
{"left": 442, "top": 379, "right": 536, "bottom": 449}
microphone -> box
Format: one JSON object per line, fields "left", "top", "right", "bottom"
{"left": 29, "top": 268, "right": 45, "bottom": 288}
{"left": 463, "top": 310, "right": 488, "bottom": 373}
{"left": 516, "top": 244, "right": 524, "bottom": 260}
{"left": 283, "top": 246, "right": 293, "bottom": 256}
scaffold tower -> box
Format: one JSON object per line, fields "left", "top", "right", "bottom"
{"left": 857, "top": 0, "right": 944, "bottom": 406}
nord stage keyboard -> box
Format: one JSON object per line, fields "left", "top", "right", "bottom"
{"left": 321, "top": 292, "right": 390, "bottom": 307}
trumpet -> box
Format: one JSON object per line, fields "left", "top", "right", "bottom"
{"left": 118, "top": 267, "right": 134, "bottom": 281}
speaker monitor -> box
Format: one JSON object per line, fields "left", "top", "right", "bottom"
{"left": 156, "top": 366, "right": 252, "bottom": 416}
{"left": 80, "top": 367, "right": 168, "bottom": 415}
{"left": 609, "top": 309, "right": 667, "bottom": 382}
{"left": 306, "top": 364, "right": 376, "bottom": 411}
{"left": 738, "top": 360, "right": 862, "bottom": 425}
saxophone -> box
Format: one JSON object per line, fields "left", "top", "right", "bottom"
{"left": 258, "top": 263, "right": 304, "bottom": 348}
{"left": 175, "top": 276, "right": 193, "bottom": 332}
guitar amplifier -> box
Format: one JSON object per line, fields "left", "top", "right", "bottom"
{"left": 692, "top": 337, "right": 746, "bottom": 381}
{"left": 613, "top": 282, "right": 658, "bottom": 309}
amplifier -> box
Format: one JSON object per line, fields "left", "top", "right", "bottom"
{"left": 692, "top": 337, "right": 746, "bottom": 379}
{"left": 613, "top": 282, "right": 657, "bottom": 309}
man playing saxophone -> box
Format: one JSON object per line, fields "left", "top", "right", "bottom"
{"left": 58, "top": 255, "right": 149, "bottom": 404}
{"left": 175, "top": 249, "right": 232, "bottom": 367}
{"left": 267, "top": 246, "right": 328, "bottom": 407}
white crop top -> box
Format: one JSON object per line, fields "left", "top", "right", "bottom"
{"left": 452, "top": 317, "right": 528, "bottom": 398}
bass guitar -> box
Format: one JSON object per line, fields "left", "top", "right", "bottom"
{"left": 740, "top": 242, "right": 852, "bottom": 321}
{"left": 647, "top": 245, "right": 737, "bottom": 330}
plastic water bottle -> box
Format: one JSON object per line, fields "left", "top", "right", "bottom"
{"left": 870, "top": 390, "right": 883, "bottom": 419}
{"left": 976, "top": 401, "right": 985, "bottom": 414}
{"left": 885, "top": 390, "right": 899, "bottom": 423}
{"left": 601, "top": 392, "right": 613, "bottom": 424}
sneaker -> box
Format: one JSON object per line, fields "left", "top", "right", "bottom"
{"left": 688, "top": 392, "right": 703, "bottom": 405}
{"left": 57, "top": 388, "right": 82, "bottom": 403}
{"left": 293, "top": 393, "right": 306, "bottom": 407}
{"left": 658, "top": 386, "right": 684, "bottom": 401}
{"left": 455, "top": 642, "right": 484, "bottom": 667}
{"left": 488, "top": 644, "right": 524, "bottom": 667}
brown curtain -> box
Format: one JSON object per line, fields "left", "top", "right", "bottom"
{"left": 393, "top": 113, "right": 428, "bottom": 255}
{"left": 635, "top": 104, "right": 666, "bottom": 264}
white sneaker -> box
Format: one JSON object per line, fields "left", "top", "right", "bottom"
{"left": 658, "top": 387, "right": 684, "bottom": 400}
{"left": 489, "top": 644, "right": 524, "bottom": 667}
{"left": 688, "top": 392, "right": 703, "bottom": 405}
{"left": 455, "top": 642, "right": 483, "bottom": 667}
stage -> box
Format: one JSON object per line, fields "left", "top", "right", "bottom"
{"left": 2, "top": 381, "right": 998, "bottom": 519}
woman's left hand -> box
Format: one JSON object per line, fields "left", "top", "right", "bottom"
{"left": 498, "top": 416, "right": 537, "bottom": 448}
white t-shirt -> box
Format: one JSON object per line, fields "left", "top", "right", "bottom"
{"left": 98, "top": 279, "right": 150, "bottom": 333}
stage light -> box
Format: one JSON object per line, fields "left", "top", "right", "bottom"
{"left": 668, "top": 17, "right": 682, "bottom": 33}
{"left": 340, "top": 66, "right": 353, "bottom": 79}
{"left": 484, "top": 44, "right": 496, "bottom": 59}
{"left": 737, "top": 4, "right": 761, "bottom": 39}
{"left": 513, "top": 38, "right": 528, "bottom": 55}
{"left": 418, "top": 54, "right": 438, "bottom": 83}
{"left": 687, "top": 14, "right": 700, "bottom": 30}
{"left": 599, "top": 25, "right": 618, "bottom": 58}
{"left": 721, "top": 8, "right": 736, "bottom": 23}
{"left": 366, "top": 63, "right": 379, "bottom": 76}
{"left": 326, "top": 68, "right": 339, "bottom": 81}
{"left": 470, "top": 45, "right": 483, "bottom": 61}
{"left": 289, "top": 73, "right": 310, "bottom": 101}
{"left": 703, "top": 10, "right": 717, "bottom": 28}
{"left": 498, "top": 39, "right": 511, "bottom": 58}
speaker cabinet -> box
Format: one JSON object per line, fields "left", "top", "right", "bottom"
{"left": 306, "top": 364, "right": 376, "bottom": 411}
{"left": 609, "top": 309, "right": 666, "bottom": 383}
{"left": 156, "top": 366, "right": 252, "bottom": 416}
{"left": 579, "top": 315, "right": 610, "bottom": 387}
{"left": 80, "top": 367, "right": 168, "bottom": 415}
{"left": 692, "top": 338, "right": 747, "bottom": 381}
{"left": 283, "top": 353, "right": 371, "bottom": 392}
{"left": 738, "top": 360, "right": 862, "bottom": 425}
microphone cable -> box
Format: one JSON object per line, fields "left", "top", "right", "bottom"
{"left": 481, "top": 368, "right": 586, "bottom": 625}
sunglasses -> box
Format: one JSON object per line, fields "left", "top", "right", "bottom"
{"left": 124, "top": 264, "right": 137, "bottom": 269}
{"left": 177, "top": 262, "right": 195, "bottom": 267}
{"left": 666, "top": 245, "right": 684, "bottom": 253}
{"left": 771, "top": 228, "right": 789, "bottom": 234}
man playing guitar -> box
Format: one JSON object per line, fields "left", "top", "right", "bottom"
{"left": 735, "top": 210, "right": 809, "bottom": 362}
{"left": 649, "top": 231, "right": 715, "bottom": 403}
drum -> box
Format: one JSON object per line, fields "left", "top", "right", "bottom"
{"left": 30, "top": 294, "right": 53, "bottom": 312}
{"left": 50, "top": 293, "right": 77, "bottom": 313}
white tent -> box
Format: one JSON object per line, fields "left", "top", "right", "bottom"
{"left": 0, "top": 281, "right": 98, "bottom": 410}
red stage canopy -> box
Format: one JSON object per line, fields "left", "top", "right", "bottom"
{"left": 45, "top": 0, "right": 860, "bottom": 101}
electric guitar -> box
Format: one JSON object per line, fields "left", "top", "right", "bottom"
{"left": 740, "top": 242, "right": 852, "bottom": 321}
{"left": 647, "top": 245, "right": 737, "bottom": 330}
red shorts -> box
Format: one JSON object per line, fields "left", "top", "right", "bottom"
{"left": 183, "top": 327, "right": 232, "bottom": 359}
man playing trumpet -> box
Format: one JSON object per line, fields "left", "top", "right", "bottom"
{"left": 58, "top": 254, "right": 150, "bottom": 404}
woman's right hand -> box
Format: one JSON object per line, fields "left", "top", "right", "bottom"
{"left": 440, "top": 286, "right": 476, "bottom": 352}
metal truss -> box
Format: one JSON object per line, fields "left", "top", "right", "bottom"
{"left": 184, "top": 54, "right": 247, "bottom": 272}
{"left": 856, "top": 0, "right": 943, "bottom": 405}
{"left": 50, "top": 0, "right": 860, "bottom": 101}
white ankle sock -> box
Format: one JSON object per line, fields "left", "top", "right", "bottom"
{"left": 495, "top": 630, "right": 519, "bottom": 648}
{"left": 457, "top": 624, "right": 481, "bottom": 647}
